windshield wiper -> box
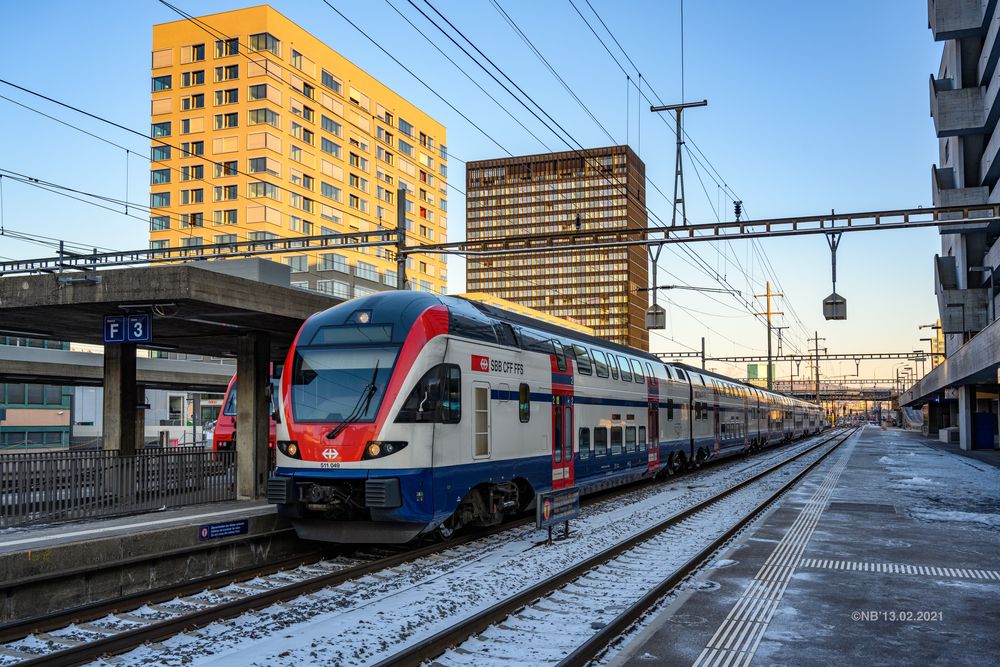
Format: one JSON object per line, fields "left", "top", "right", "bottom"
{"left": 326, "top": 361, "right": 380, "bottom": 440}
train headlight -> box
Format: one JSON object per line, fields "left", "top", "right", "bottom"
{"left": 362, "top": 441, "right": 407, "bottom": 460}
{"left": 277, "top": 440, "right": 301, "bottom": 459}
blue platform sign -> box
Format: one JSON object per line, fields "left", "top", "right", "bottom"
{"left": 199, "top": 519, "right": 249, "bottom": 541}
{"left": 104, "top": 314, "right": 152, "bottom": 344}
{"left": 126, "top": 314, "right": 152, "bottom": 343}
{"left": 104, "top": 316, "right": 125, "bottom": 343}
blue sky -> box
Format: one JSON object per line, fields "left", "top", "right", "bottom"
{"left": 0, "top": 1, "right": 941, "bottom": 382}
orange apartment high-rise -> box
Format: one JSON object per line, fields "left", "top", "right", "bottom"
{"left": 149, "top": 5, "right": 448, "bottom": 297}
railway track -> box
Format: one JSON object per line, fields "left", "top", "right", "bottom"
{"left": 377, "top": 427, "right": 857, "bottom": 666}
{"left": 0, "top": 429, "right": 842, "bottom": 666}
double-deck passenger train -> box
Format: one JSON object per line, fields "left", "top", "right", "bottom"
{"left": 266, "top": 291, "right": 823, "bottom": 543}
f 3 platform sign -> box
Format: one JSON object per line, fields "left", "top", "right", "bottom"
{"left": 104, "top": 314, "right": 152, "bottom": 344}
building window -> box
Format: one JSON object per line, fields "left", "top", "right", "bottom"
{"left": 248, "top": 83, "right": 269, "bottom": 101}
{"left": 214, "top": 233, "right": 237, "bottom": 244}
{"left": 150, "top": 215, "right": 170, "bottom": 231}
{"left": 214, "top": 184, "right": 237, "bottom": 201}
{"left": 150, "top": 239, "right": 170, "bottom": 251}
{"left": 321, "top": 182, "right": 341, "bottom": 201}
{"left": 398, "top": 117, "right": 414, "bottom": 137}
{"left": 250, "top": 231, "right": 276, "bottom": 241}
{"left": 321, "top": 69, "right": 342, "bottom": 94}
{"left": 151, "top": 75, "right": 171, "bottom": 91}
{"left": 316, "top": 279, "right": 350, "bottom": 299}
{"left": 321, "top": 115, "right": 341, "bottom": 137}
{"left": 398, "top": 139, "right": 414, "bottom": 157}
{"left": 248, "top": 108, "right": 280, "bottom": 127}
{"left": 182, "top": 93, "right": 205, "bottom": 110}
{"left": 181, "top": 212, "right": 204, "bottom": 228}
{"left": 355, "top": 261, "right": 379, "bottom": 282}
{"left": 349, "top": 153, "right": 369, "bottom": 171}
{"left": 215, "top": 112, "right": 238, "bottom": 129}
{"left": 249, "top": 32, "right": 280, "bottom": 56}
{"left": 248, "top": 181, "right": 279, "bottom": 200}
{"left": 150, "top": 168, "right": 171, "bottom": 185}
{"left": 150, "top": 192, "right": 170, "bottom": 208}
{"left": 248, "top": 157, "right": 278, "bottom": 176}
{"left": 151, "top": 121, "right": 171, "bottom": 138}
{"left": 215, "top": 88, "right": 238, "bottom": 105}
{"left": 214, "top": 209, "right": 237, "bottom": 225}
{"left": 214, "top": 64, "right": 239, "bottom": 82}
{"left": 182, "top": 70, "right": 205, "bottom": 87}
{"left": 180, "top": 141, "right": 204, "bottom": 157}
{"left": 180, "top": 236, "right": 204, "bottom": 247}
{"left": 215, "top": 38, "right": 238, "bottom": 57}
{"left": 284, "top": 255, "right": 307, "bottom": 272}
{"left": 180, "top": 189, "right": 204, "bottom": 205}
{"left": 320, "top": 253, "right": 348, "bottom": 272}
{"left": 320, "top": 137, "right": 340, "bottom": 158}
{"left": 215, "top": 160, "right": 238, "bottom": 177}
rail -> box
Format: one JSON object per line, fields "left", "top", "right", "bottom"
{"left": 376, "top": 427, "right": 855, "bottom": 666}
{"left": 0, "top": 448, "right": 236, "bottom": 528}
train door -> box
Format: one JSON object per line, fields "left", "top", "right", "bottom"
{"left": 713, "top": 397, "right": 721, "bottom": 455}
{"left": 551, "top": 391, "right": 574, "bottom": 489}
{"left": 647, "top": 403, "right": 659, "bottom": 473}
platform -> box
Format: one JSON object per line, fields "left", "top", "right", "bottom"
{"left": 612, "top": 426, "right": 1000, "bottom": 666}
{"left": 0, "top": 501, "right": 299, "bottom": 623}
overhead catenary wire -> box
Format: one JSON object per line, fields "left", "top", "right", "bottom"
{"left": 568, "top": 0, "right": 811, "bottom": 353}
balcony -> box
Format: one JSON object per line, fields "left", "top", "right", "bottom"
{"left": 933, "top": 165, "right": 990, "bottom": 206}
{"left": 930, "top": 75, "right": 987, "bottom": 137}
{"left": 935, "top": 254, "right": 991, "bottom": 333}
{"left": 929, "top": 0, "right": 987, "bottom": 41}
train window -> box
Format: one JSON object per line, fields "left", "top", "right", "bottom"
{"left": 667, "top": 399, "right": 675, "bottom": 420}
{"left": 395, "top": 363, "right": 461, "bottom": 424}
{"left": 518, "top": 383, "right": 530, "bottom": 423}
{"left": 608, "top": 355, "right": 619, "bottom": 380}
{"left": 638, "top": 426, "right": 647, "bottom": 451}
{"left": 592, "top": 349, "right": 609, "bottom": 377}
{"left": 594, "top": 427, "right": 608, "bottom": 456}
{"left": 520, "top": 330, "right": 553, "bottom": 354}
{"left": 494, "top": 322, "right": 519, "bottom": 347}
{"left": 676, "top": 368, "right": 686, "bottom": 381}
{"left": 571, "top": 344, "right": 593, "bottom": 375}
{"left": 579, "top": 427, "right": 591, "bottom": 459}
{"left": 630, "top": 360, "right": 644, "bottom": 383}
{"left": 610, "top": 426, "right": 623, "bottom": 455}
{"left": 616, "top": 355, "right": 632, "bottom": 382}
{"left": 645, "top": 362, "right": 658, "bottom": 385}
{"left": 663, "top": 365, "right": 673, "bottom": 380}
{"left": 551, "top": 340, "right": 567, "bottom": 371}
{"left": 625, "top": 426, "right": 636, "bottom": 453}
{"left": 473, "top": 384, "right": 490, "bottom": 457}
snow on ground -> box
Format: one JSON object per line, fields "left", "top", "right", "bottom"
{"left": 876, "top": 434, "right": 1000, "bottom": 530}
{"left": 91, "top": 435, "right": 834, "bottom": 667}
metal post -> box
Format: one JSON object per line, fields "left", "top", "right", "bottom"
{"left": 648, "top": 100, "right": 707, "bottom": 313}
{"left": 396, "top": 187, "right": 408, "bottom": 291}
{"left": 754, "top": 281, "right": 783, "bottom": 391}
{"left": 701, "top": 336, "right": 706, "bottom": 369}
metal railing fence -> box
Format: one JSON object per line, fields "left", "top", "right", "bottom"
{"left": 0, "top": 448, "right": 236, "bottom": 528}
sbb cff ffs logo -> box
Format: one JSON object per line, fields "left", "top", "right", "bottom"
{"left": 472, "top": 354, "right": 490, "bottom": 372}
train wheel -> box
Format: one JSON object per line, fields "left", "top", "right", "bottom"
{"left": 437, "top": 518, "right": 458, "bottom": 541}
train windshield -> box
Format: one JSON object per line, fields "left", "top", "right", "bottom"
{"left": 291, "top": 346, "right": 399, "bottom": 423}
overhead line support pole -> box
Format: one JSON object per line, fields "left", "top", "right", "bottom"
{"left": 647, "top": 99, "right": 707, "bottom": 313}
{"left": 754, "top": 281, "right": 783, "bottom": 390}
